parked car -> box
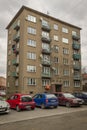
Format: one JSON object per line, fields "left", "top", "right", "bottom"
{"left": 7, "top": 93, "right": 36, "bottom": 112}
{"left": 72, "top": 92, "right": 87, "bottom": 104}
{"left": 0, "top": 96, "right": 10, "bottom": 114}
{"left": 53, "top": 92, "right": 83, "bottom": 107}
{"left": 33, "top": 93, "right": 58, "bottom": 109}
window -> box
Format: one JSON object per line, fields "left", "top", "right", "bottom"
{"left": 42, "top": 67, "right": 50, "bottom": 75}
{"left": 42, "top": 79, "right": 50, "bottom": 86}
{"left": 54, "top": 24, "right": 58, "bottom": 30}
{"left": 8, "top": 60, "right": 11, "bottom": 66}
{"left": 15, "top": 79, "right": 18, "bottom": 86}
{"left": 54, "top": 45, "right": 59, "bottom": 52}
{"left": 72, "top": 31, "right": 76, "bottom": 36}
{"left": 42, "top": 43, "right": 50, "bottom": 51}
{"left": 63, "top": 48, "right": 69, "bottom": 54}
{"left": 42, "top": 31, "right": 49, "bottom": 38}
{"left": 43, "top": 55, "right": 50, "bottom": 62}
{"left": 27, "top": 15, "right": 36, "bottom": 23}
{"left": 62, "top": 38, "right": 68, "bottom": 44}
{"left": 63, "top": 70, "right": 69, "bottom": 76}
{"left": 54, "top": 57, "right": 59, "bottom": 63}
{"left": 27, "top": 78, "right": 36, "bottom": 85}
{"left": 27, "top": 52, "right": 36, "bottom": 60}
{"left": 63, "top": 81, "right": 70, "bottom": 87}
{"left": 63, "top": 58, "right": 69, "bottom": 65}
{"left": 74, "top": 81, "right": 80, "bottom": 87}
{"left": 42, "top": 20, "right": 49, "bottom": 26}
{"left": 55, "top": 68, "right": 59, "bottom": 75}
{"left": 54, "top": 35, "right": 58, "bottom": 41}
{"left": 27, "top": 27, "right": 36, "bottom": 35}
{"left": 62, "top": 27, "right": 68, "bottom": 33}
{"left": 27, "top": 39, "right": 36, "bottom": 47}
{"left": 27, "top": 65, "right": 36, "bottom": 72}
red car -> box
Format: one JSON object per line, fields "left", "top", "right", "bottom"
{"left": 7, "top": 93, "right": 36, "bottom": 112}
{"left": 54, "top": 92, "right": 83, "bottom": 107}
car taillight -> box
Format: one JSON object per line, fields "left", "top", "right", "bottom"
{"left": 46, "top": 99, "right": 48, "bottom": 103}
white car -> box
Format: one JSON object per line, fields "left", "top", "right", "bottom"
{"left": 0, "top": 96, "right": 10, "bottom": 114}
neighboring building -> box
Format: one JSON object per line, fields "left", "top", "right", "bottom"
{"left": 82, "top": 73, "right": 87, "bottom": 92}
{"left": 0, "top": 77, "right": 6, "bottom": 91}
{"left": 6, "top": 6, "right": 82, "bottom": 95}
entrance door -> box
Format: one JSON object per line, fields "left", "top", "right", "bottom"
{"left": 55, "top": 84, "right": 62, "bottom": 92}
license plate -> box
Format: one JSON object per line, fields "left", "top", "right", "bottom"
{"left": 26, "top": 106, "right": 31, "bottom": 109}
{"left": 51, "top": 100, "right": 56, "bottom": 102}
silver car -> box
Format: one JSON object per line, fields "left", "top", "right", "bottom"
{"left": 0, "top": 96, "right": 10, "bottom": 114}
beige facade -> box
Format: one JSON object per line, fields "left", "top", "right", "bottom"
{"left": 0, "top": 77, "right": 6, "bottom": 90}
{"left": 6, "top": 6, "right": 82, "bottom": 95}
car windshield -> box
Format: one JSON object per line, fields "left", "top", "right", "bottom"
{"left": 0, "top": 96, "right": 4, "bottom": 101}
{"left": 21, "top": 96, "right": 32, "bottom": 102}
{"left": 46, "top": 94, "right": 56, "bottom": 99}
{"left": 63, "top": 93, "right": 75, "bottom": 98}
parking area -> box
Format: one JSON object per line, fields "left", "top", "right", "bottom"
{"left": 0, "top": 105, "right": 87, "bottom": 125}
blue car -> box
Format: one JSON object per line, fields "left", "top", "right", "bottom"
{"left": 73, "top": 92, "right": 87, "bottom": 105}
{"left": 33, "top": 93, "right": 58, "bottom": 109}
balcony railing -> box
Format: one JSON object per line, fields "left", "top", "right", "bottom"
{"left": 73, "top": 64, "right": 81, "bottom": 70}
{"left": 14, "top": 22, "right": 20, "bottom": 30}
{"left": 42, "top": 49, "right": 51, "bottom": 54}
{"left": 72, "top": 42, "right": 80, "bottom": 50}
{"left": 42, "top": 24, "right": 51, "bottom": 32}
{"left": 42, "top": 60, "right": 51, "bottom": 66}
{"left": 41, "top": 36, "right": 51, "bottom": 43}
{"left": 72, "top": 35, "right": 80, "bottom": 40}
{"left": 13, "top": 33, "right": 20, "bottom": 42}
{"left": 12, "top": 72, "right": 19, "bottom": 78}
{"left": 73, "top": 54, "right": 81, "bottom": 60}
{"left": 42, "top": 73, "right": 51, "bottom": 78}
{"left": 74, "top": 75, "right": 81, "bottom": 80}
{"left": 12, "top": 59, "right": 19, "bottom": 66}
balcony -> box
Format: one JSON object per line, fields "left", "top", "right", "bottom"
{"left": 42, "top": 23, "right": 51, "bottom": 32}
{"left": 42, "top": 49, "right": 51, "bottom": 54}
{"left": 73, "top": 64, "right": 81, "bottom": 70}
{"left": 42, "top": 73, "right": 51, "bottom": 78}
{"left": 72, "top": 42, "right": 80, "bottom": 50}
{"left": 14, "top": 22, "right": 20, "bottom": 30}
{"left": 12, "top": 72, "right": 19, "bottom": 78}
{"left": 41, "top": 36, "right": 51, "bottom": 43}
{"left": 72, "top": 35, "right": 80, "bottom": 40}
{"left": 73, "top": 54, "right": 81, "bottom": 60}
{"left": 42, "top": 60, "right": 51, "bottom": 66}
{"left": 13, "top": 33, "right": 20, "bottom": 42}
{"left": 74, "top": 75, "right": 81, "bottom": 80}
{"left": 12, "top": 59, "right": 19, "bottom": 66}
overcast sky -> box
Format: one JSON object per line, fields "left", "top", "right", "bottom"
{"left": 0, "top": 0, "right": 87, "bottom": 77}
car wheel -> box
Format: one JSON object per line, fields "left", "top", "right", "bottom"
{"left": 54, "top": 106, "right": 58, "bottom": 108}
{"left": 16, "top": 105, "right": 21, "bottom": 112}
{"left": 66, "top": 102, "right": 71, "bottom": 107}
{"left": 41, "top": 104, "right": 45, "bottom": 109}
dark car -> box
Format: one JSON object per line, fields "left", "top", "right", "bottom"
{"left": 7, "top": 93, "right": 36, "bottom": 112}
{"left": 54, "top": 92, "right": 83, "bottom": 107}
{"left": 33, "top": 93, "right": 58, "bottom": 109}
{"left": 72, "top": 92, "right": 87, "bottom": 104}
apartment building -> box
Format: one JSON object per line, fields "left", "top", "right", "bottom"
{"left": 6, "top": 6, "right": 82, "bottom": 95}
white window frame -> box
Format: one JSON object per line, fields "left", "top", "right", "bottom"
{"left": 54, "top": 35, "right": 58, "bottom": 41}
{"left": 74, "top": 81, "right": 80, "bottom": 87}
{"left": 28, "top": 27, "right": 36, "bottom": 35}
{"left": 54, "top": 24, "right": 58, "bottom": 30}
{"left": 62, "top": 38, "right": 68, "bottom": 44}
{"left": 63, "top": 48, "right": 69, "bottom": 54}
{"left": 27, "top": 39, "right": 36, "bottom": 47}
{"left": 63, "top": 81, "right": 70, "bottom": 87}
{"left": 27, "top": 78, "right": 36, "bottom": 85}
{"left": 42, "top": 79, "right": 50, "bottom": 86}
{"left": 27, "top": 52, "right": 36, "bottom": 60}
{"left": 27, "top": 15, "right": 36, "bottom": 23}
{"left": 27, "top": 65, "right": 36, "bottom": 72}
{"left": 62, "top": 27, "right": 68, "bottom": 33}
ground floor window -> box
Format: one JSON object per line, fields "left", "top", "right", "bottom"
{"left": 74, "top": 81, "right": 80, "bottom": 87}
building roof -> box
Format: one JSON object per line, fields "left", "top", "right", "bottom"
{"left": 6, "top": 5, "right": 81, "bottom": 30}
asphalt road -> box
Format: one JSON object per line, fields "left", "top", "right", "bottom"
{"left": 0, "top": 105, "right": 87, "bottom": 130}
{"left": 0, "top": 109, "right": 87, "bottom": 130}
